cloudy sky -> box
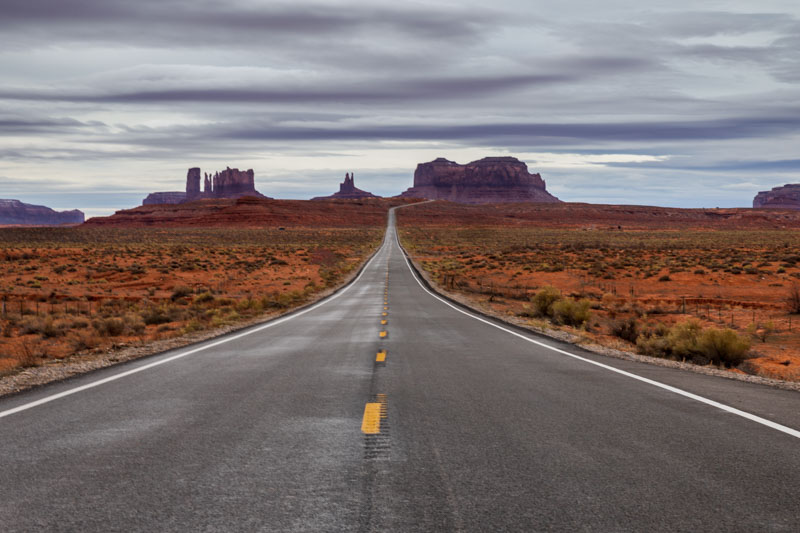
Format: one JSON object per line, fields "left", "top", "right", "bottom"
{"left": 1, "top": 0, "right": 799, "bottom": 217}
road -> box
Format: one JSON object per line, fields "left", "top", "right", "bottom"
{"left": 1, "top": 208, "right": 799, "bottom": 532}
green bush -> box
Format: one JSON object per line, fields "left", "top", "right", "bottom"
{"left": 531, "top": 285, "right": 562, "bottom": 317}
{"left": 697, "top": 328, "right": 751, "bottom": 367}
{"left": 635, "top": 320, "right": 750, "bottom": 367}
{"left": 552, "top": 298, "right": 592, "bottom": 327}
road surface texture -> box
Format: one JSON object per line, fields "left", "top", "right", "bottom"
{"left": 1, "top": 208, "right": 799, "bottom": 532}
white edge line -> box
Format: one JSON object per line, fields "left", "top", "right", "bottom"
{"left": 394, "top": 219, "right": 800, "bottom": 440}
{"left": 0, "top": 236, "right": 389, "bottom": 420}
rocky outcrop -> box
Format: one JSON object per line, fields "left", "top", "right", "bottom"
{"left": 753, "top": 184, "right": 800, "bottom": 209}
{"left": 143, "top": 167, "right": 268, "bottom": 205}
{"left": 400, "top": 157, "right": 560, "bottom": 204}
{"left": 0, "top": 199, "right": 84, "bottom": 225}
{"left": 312, "top": 173, "right": 378, "bottom": 200}
{"left": 142, "top": 191, "right": 187, "bottom": 205}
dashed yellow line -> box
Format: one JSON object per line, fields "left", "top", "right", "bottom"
{"left": 381, "top": 319, "right": 387, "bottom": 325}
{"left": 361, "top": 403, "right": 381, "bottom": 434}
{"left": 361, "top": 394, "right": 388, "bottom": 434}
{"left": 382, "top": 312, "right": 387, "bottom": 317}
{"left": 376, "top": 350, "right": 386, "bottom": 362}
{"left": 379, "top": 331, "right": 387, "bottom": 338}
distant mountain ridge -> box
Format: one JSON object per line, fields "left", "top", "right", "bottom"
{"left": 0, "top": 199, "right": 84, "bottom": 225}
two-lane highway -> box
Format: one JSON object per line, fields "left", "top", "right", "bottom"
{"left": 1, "top": 208, "right": 799, "bottom": 531}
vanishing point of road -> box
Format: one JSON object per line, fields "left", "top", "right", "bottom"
{"left": 1, "top": 208, "right": 799, "bottom": 532}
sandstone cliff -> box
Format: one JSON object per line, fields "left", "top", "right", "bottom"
{"left": 400, "top": 157, "right": 560, "bottom": 204}
{"left": 312, "top": 173, "right": 378, "bottom": 200}
{"left": 0, "top": 199, "right": 84, "bottom": 225}
{"left": 753, "top": 184, "right": 800, "bottom": 209}
{"left": 143, "top": 167, "right": 268, "bottom": 205}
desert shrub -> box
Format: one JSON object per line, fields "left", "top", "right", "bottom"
{"left": 635, "top": 321, "right": 750, "bottom": 367}
{"left": 696, "top": 328, "right": 751, "bottom": 367}
{"left": 658, "top": 274, "right": 671, "bottom": 282}
{"left": 124, "top": 313, "right": 146, "bottom": 335}
{"left": 194, "top": 292, "right": 214, "bottom": 304}
{"left": 610, "top": 317, "right": 639, "bottom": 343}
{"left": 552, "top": 298, "right": 592, "bottom": 327}
{"left": 531, "top": 285, "right": 562, "bottom": 317}
{"left": 18, "top": 316, "right": 45, "bottom": 335}
{"left": 142, "top": 307, "right": 171, "bottom": 325}
{"left": 170, "top": 286, "right": 193, "bottom": 301}
{"left": 665, "top": 320, "right": 703, "bottom": 359}
{"left": 40, "top": 317, "right": 64, "bottom": 338}
{"left": 70, "top": 330, "right": 100, "bottom": 351}
{"left": 94, "top": 317, "right": 125, "bottom": 336}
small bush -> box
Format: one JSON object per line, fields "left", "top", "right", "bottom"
{"left": 697, "top": 328, "right": 751, "bottom": 367}
{"left": 194, "top": 292, "right": 214, "bottom": 304}
{"left": 658, "top": 275, "right": 671, "bottom": 282}
{"left": 170, "top": 286, "right": 193, "bottom": 302}
{"left": 610, "top": 317, "right": 639, "bottom": 343}
{"left": 552, "top": 298, "right": 592, "bottom": 327}
{"left": 94, "top": 317, "right": 125, "bottom": 336}
{"left": 531, "top": 285, "right": 562, "bottom": 317}
{"left": 142, "top": 307, "right": 170, "bottom": 325}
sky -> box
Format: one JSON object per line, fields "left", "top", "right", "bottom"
{"left": 1, "top": 0, "right": 799, "bottom": 218}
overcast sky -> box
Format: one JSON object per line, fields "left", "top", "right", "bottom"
{"left": 1, "top": 0, "right": 799, "bottom": 217}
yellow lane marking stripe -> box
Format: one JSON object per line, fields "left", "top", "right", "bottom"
{"left": 379, "top": 331, "right": 387, "bottom": 338}
{"left": 376, "top": 350, "right": 386, "bottom": 362}
{"left": 361, "top": 403, "right": 381, "bottom": 434}
{"left": 381, "top": 319, "right": 387, "bottom": 325}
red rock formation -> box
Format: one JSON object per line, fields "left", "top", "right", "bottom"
{"left": 0, "top": 199, "right": 84, "bottom": 225}
{"left": 186, "top": 167, "right": 201, "bottom": 199}
{"left": 143, "top": 167, "right": 269, "bottom": 205}
{"left": 312, "top": 173, "right": 378, "bottom": 200}
{"left": 753, "top": 184, "right": 800, "bottom": 209}
{"left": 400, "top": 157, "right": 560, "bottom": 204}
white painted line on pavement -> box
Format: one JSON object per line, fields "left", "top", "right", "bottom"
{"left": 0, "top": 241, "right": 390, "bottom": 420}
{"left": 395, "top": 225, "right": 800, "bottom": 440}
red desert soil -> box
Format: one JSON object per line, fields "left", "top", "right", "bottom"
{"left": 397, "top": 201, "right": 800, "bottom": 383}
{"left": 0, "top": 198, "right": 420, "bottom": 380}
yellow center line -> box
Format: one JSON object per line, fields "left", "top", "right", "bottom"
{"left": 361, "top": 403, "right": 381, "bottom": 434}
{"left": 376, "top": 350, "right": 386, "bottom": 362}
{"left": 381, "top": 319, "right": 387, "bottom": 325}
{"left": 382, "top": 312, "right": 387, "bottom": 316}
{"left": 379, "top": 331, "right": 387, "bottom": 338}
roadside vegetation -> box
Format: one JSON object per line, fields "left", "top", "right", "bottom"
{"left": 398, "top": 219, "right": 800, "bottom": 382}
{"left": 0, "top": 226, "right": 382, "bottom": 375}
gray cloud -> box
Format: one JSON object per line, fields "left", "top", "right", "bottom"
{"left": 0, "top": 0, "right": 500, "bottom": 49}
{"left": 2, "top": 1, "right": 800, "bottom": 212}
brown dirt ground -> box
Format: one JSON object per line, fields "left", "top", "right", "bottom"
{"left": 0, "top": 199, "right": 395, "bottom": 378}
{"left": 397, "top": 201, "right": 800, "bottom": 382}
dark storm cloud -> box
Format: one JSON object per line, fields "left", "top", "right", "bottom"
{"left": 210, "top": 115, "right": 800, "bottom": 144}
{"left": 0, "top": 0, "right": 499, "bottom": 48}
{"left": 0, "top": 116, "right": 103, "bottom": 134}
{"left": 0, "top": 73, "right": 576, "bottom": 105}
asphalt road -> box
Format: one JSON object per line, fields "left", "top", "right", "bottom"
{"left": 1, "top": 208, "right": 799, "bottom": 532}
